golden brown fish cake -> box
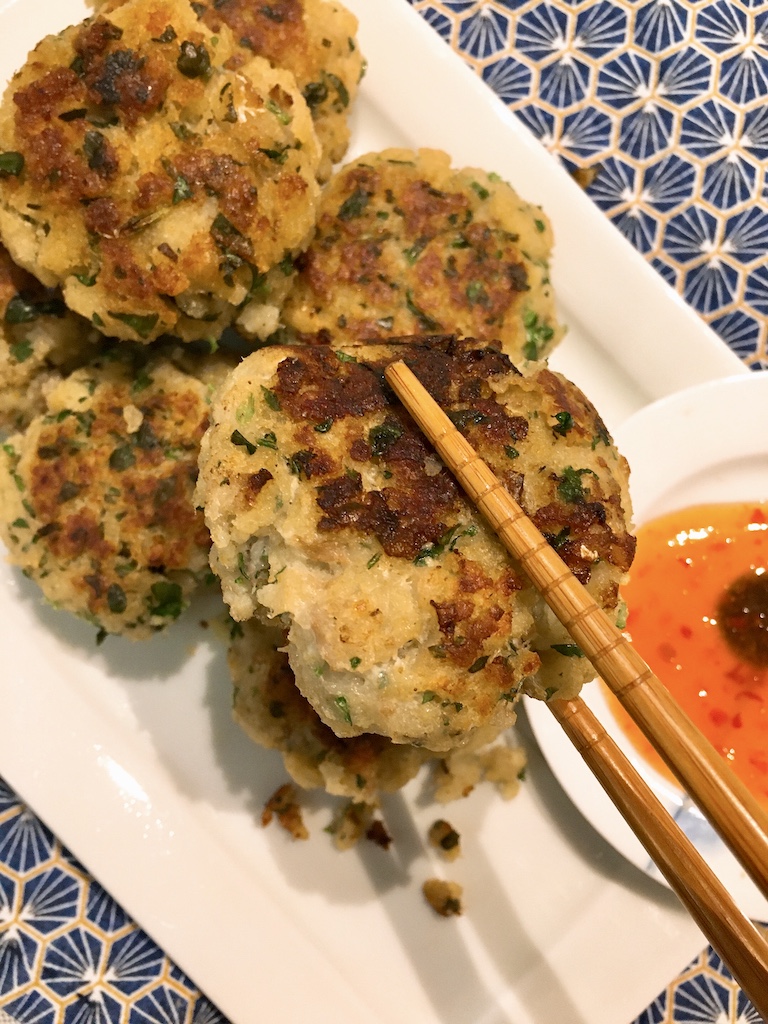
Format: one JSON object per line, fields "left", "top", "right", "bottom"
{"left": 282, "top": 149, "right": 564, "bottom": 362}
{"left": 196, "top": 337, "right": 634, "bottom": 751}
{"left": 97, "top": 0, "right": 363, "bottom": 181}
{"left": 195, "top": 0, "right": 363, "bottom": 182}
{"left": 0, "top": 347, "right": 214, "bottom": 638}
{"left": 0, "top": 242, "right": 98, "bottom": 434}
{"left": 229, "top": 619, "right": 430, "bottom": 802}
{"left": 0, "top": 0, "right": 321, "bottom": 345}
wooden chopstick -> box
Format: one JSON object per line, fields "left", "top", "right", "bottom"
{"left": 385, "top": 358, "right": 768, "bottom": 897}
{"left": 384, "top": 360, "right": 768, "bottom": 1007}
{"left": 551, "top": 695, "right": 768, "bottom": 1014}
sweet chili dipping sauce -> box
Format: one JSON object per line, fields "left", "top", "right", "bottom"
{"left": 608, "top": 501, "right": 768, "bottom": 811}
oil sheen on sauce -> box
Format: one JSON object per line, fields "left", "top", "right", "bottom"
{"left": 606, "top": 501, "right": 768, "bottom": 811}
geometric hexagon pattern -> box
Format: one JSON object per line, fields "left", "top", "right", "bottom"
{"left": 0, "top": 781, "right": 226, "bottom": 1024}
{"left": 409, "top": 0, "right": 768, "bottom": 368}
{"left": 0, "top": 768, "right": 763, "bottom": 1023}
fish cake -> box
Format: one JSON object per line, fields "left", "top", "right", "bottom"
{"left": 195, "top": 0, "right": 363, "bottom": 182}
{"left": 282, "top": 149, "right": 563, "bottom": 362}
{"left": 196, "top": 337, "right": 635, "bottom": 751}
{"left": 0, "top": 242, "right": 98, "bottom": 434}
{"left": 0, "top": 0, "right": 321, "bottom": 344}
{"left": 229, "top": 620, "right": 429, "bottom": 802}
{"left": 0, "top": 346, "right": 215, "bottom": 638}
{"left": 97, "top": 0, "right": 363, "bottom": 181}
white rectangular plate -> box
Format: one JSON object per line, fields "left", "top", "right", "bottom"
{"left": 0, "top": 1, "right": 748, "bottom": 1022}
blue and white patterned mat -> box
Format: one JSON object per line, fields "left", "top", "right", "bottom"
{"left": 1, "top": 0, "right": 766, "bottom": 1021}
{"left": 412, "top": 0, "right": 768, "bottom": 371}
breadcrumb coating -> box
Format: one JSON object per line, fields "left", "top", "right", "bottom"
{"left": 0, "top": 242, "right": 98, "bottom": 434}
{"left": 194, "top": 0, "right": 362, "bottom": 182}
{"left": 97, "top": 0, "right": 363, "bottom": 181}
{"left": 0, "top": 346, "right": 214, "bottom": 638}
{"left": 0, "top": 0, "right": 321, "bottom": 344}
{"left": 282, "top": 148, "right": 563, "bottom": 362}
{"left": 196, "top": 336, "right": 634, "bottom": 751}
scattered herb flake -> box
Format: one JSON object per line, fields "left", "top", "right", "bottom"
{"left": 550, "top": 644, "right": 585, "bottom": 657}
{"left": 148, "top": 581, "right": 184, "bottom": 619}
{"left": 107, "top": 311, "right": 159, "bottom": 339}
{"left": 557, "top": 466, "right": 597, "bottom": 504}
{"left": 177, "top": 40, "right": 210, "bottom": 77}
{"left": 337, "top": 187, "right": 370, "bottom": 220}
{"left": 334, "top": 695, "right": 353, "bottom": 725}
{"left": 261, "top": 386, "right": 281, "bottom": 411}
{"left": 553, "top": 411, "right": 574, "bottom": 436}
{"left": 0, "top": 152, "right": 24, "bottom": 177}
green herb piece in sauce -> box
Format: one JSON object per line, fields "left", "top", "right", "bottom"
{"left": 403, "top": 238, "right": 428, "bottom": 265}
{"left": 470, "top": 180, "right": 490, "bottom": 201}
{"left": 9, "top": 340, "right": 33, "bottom": 363}
{"left": 258, "top": 145, "right": 289, "bottom": 164}
{"left": 231, "top": 429, "right": 257, "bottom": 455}
{"left": 265, "top": 98, "right": 292, "bottom": 124}
{"left": 468, "top": 655, "right": 488, "bottom": 673}
{"left": 236, "top": 393, "right": 255, "bottom": 424}
{"left": 5, "top": 294, "right": 66, "bottom": 324}
{"left": 350, "top": 656, "right": 361, "bottom": 669}
{"left": 302, "top": 80, "right": 328, "bottom": 108}
{"left": 448, "top": 409, "right": 487, "bottom": 430}
{"left": 522, "top": 310, "right": 555, "bottom": 360}
{"left": 82, "top": 131, "right": 111, "bottom": 171}
{"left": 109, "top": 445, "right": 136, "bottom": 472}
{"left": 153, "top": 25, "right": 177, "bottom": 42}
{"left": 325, "top": 72, "right": 349, "bottom": 108}
{"left": 172, "top": 174, "right": 193, "bottom": 204}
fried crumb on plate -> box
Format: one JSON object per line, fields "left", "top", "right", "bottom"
{"left": 423, "top": 878, "right": 463, "bottom": 918}
{"left": 325, "top": 799, "right": 374, "bottom": 851}
{"left": 365, "top": 818, "right": 392, "bottom": 850}
{"left": 261, "top": 782, "right": 309, "bottom": 840}
{"left": 428, "top": 819, "right": 461, "bottom": 861}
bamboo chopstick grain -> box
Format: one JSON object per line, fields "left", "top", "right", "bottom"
{"left": 384, "top": 356, "right": 768, "bottom": 1014}
{"left": 384, "top": 358, "right": 768, "bottom": 899}
{"left": 551, "top": 695, "right": 768, "bottom": 1015}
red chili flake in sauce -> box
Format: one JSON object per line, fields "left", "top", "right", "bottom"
{"left": 605, "top": 501, "right": 768, "bottom": 811}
